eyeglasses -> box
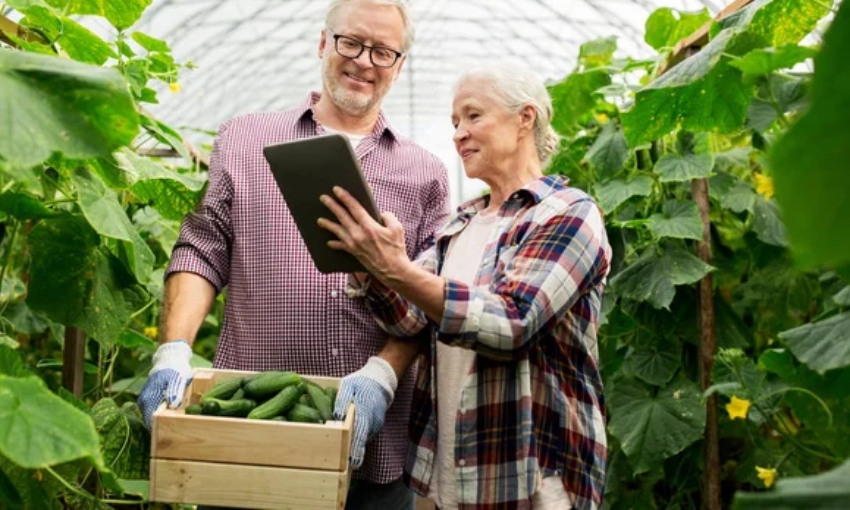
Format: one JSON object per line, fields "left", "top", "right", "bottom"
{"left": 327, "top": 29, "right": 403, "bottom": 68}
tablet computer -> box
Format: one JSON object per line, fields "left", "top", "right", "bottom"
{"left": 263, "top": 133, "right": 381, "bottom": 274}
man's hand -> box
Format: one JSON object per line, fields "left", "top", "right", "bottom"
{"left": 334, "top": 356, "right": 398, "bottom": 468}
{"left": 137, "top": 341, "right": 194, "bottom": 429}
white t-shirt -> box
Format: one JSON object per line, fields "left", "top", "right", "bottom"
{"left": 428, "top": 211, "right": 573, "bottom": 510}
{"left": 322, "top": 125, "right": 366, "bottom": 148}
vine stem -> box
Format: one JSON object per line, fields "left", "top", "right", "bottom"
{"left": 44, "top": 466, "right": 146, "bottom": 506}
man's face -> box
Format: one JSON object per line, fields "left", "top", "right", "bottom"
{"left": 319, "top": 1, "right": 406, "bottom": 117}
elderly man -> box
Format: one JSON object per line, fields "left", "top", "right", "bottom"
{"left": 138, "top": 1, "right": 450, "bottom": 508}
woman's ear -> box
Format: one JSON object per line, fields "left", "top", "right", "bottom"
{"left": 519, "top": 104, "right": 536, "bottom": 133}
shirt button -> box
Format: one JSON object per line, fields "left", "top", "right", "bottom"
{"left": 330, "top": 290, "right": 339, "bottom": 298}
{"left": 458, "top": 459, "right": 466, "bottom": 467}
{"left": 331, "top": 348, "right": 339, "bottom": 357}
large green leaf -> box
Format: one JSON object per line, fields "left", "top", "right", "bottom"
{"left": 730, "top": 45, "right": 817, "bottom": 76}
{"left": 594, "top": 176, "right": 653, "bottom": 214}
{"left": 644, "top": 8, "right": 711, "bottom": 51}
{"left": 645, "top": 200, "right": 704, "bottom": 241}
{"left": 624, "top": 342, "right": 681, "bottom": 386}
{"left": 579, "top": 36, "right": 617, "bottom": 68}
{"left": 770, "top": 2, "right": 850, "bottom": 269}
{"left": 0, "top": 375, "right": 104, "bottom": 470}
{"left": 0, "top": 50, "right": 138, "bottom": 168}
{"left": 114, "top": 148, "right": 204, "bottom": 221}
{"left": 0, "top": 346, "right": 27, "bottom": 377}
{"left": 654, "top": 153, "right": 714, "bottom": 183}
{"left": 779, "top": 312, "right": 850, "bottom": 373}
{"left": 608, "top": 378, "right": 706, "bottom": 475}
{"left": 622, "top": 29, "right": 754, "bottom": 147}
{"left": 20, "top": 6, "right": 115, "bottom": 65}
{"left": 27, "top": 216, "right": 149, "bottom": 345}
{"left": 610, "top": 246, "right": 714, "bottom": 309}
{"left": 710, "top": 172, "right": 757, "bottom": 212}
{"left": 584, "top": 122, "right": 629, "bottom": 179}
{"left": 91, "top": 399, "right": 149, "bottom": 480}
{"left": 733, "top": 458, "right": 850, "bottom": 509}
{"left": 722, "top": 0, "right": 833, "bottom": 48}
{"left": 131, "top": 31, "right": 171, "bottom": 53}
{"left": 747, "top": 75, "right": 808, "bottom": 133}
{"left": 549, "top": 70, "right": 611, "bottom": 136}
{"left": 72, "top": 170, "right": 155, "bottom": 283}
{"left": 44, "top": 0, "right": 153, "bottom": 30}
{"left": 752, "top": 196, "right": 789, "bottom": 247}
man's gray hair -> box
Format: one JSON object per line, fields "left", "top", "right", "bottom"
{"left": 326, "top": 0, "right": 415, "bottom": 53}
{"left": 455, "top": 63, "right": 561, "bottom": 167}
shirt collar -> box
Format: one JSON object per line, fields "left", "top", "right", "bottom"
{"left": 296, "top": 91, "right": 401, "bottom": 144}
{"left": 454, "top": 174, "right": 572, "bottom": 217}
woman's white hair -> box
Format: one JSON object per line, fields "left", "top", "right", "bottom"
{"left": 326, "top": 0, "right": 415, "bottom": 53}
{"left": 455, "top": 63, "right": 561, "bottom": 167}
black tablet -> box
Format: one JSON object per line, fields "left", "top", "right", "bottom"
{"left": 263, "top": 133, "right": 381, "bottom": 274}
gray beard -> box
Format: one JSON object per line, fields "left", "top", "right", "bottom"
{"left": 322, "top": 61, "right": 377, "bottom": 116}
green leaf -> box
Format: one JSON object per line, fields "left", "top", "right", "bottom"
{"left": 730, "top": 44, "right": 817, "bottom": 76}
{"left": 730, "top": 0, "right": 834, "bottom": 48}
{"left": 594, "top": 176, "right": 653, "bottom": 214}
{"left": 91, "top": 399, "right": 149, "bottom": 479}
{"left": 645, "top": 200, "right": 704, "bottom": 241}
{"left": 131, "top": 31, "right": 170, "bottom": 53}
{"left": 115, "top": 330, "right": 156, "bottom": 350}
{"left": 623, "top": 29, "right": 754, "bottom": 147}
{"left": 724, "top": 182, "right": 757, "bottom": 213}
{"left": 654, "top": 153, "right": 714, "bottom": 183}
{"left": 0, "top": 375, "right": 105, "bottom": 469}
{"left": 624, "top": 342, "right": 681, "bottom": 386}
{"left": 579, "top": 36, "right": 617, "bottom": 68}
{"left": 733, "top": 458, "right": 850, "bottom": 509}
{"left": 20, "top": 7, "right": 116, "bottom": 65}
{"left": 610, "top": 246, "right": 714, "bottom": 309}
{"left": 0, "top": 192, "right": 58, "bottom": 220}
{"left": 833, "top": 286, "right": 850, "bottom": 306}
{"left": 116, "top": 479, "right": 149, "bottom": 499}
{"left": 72, "top": 170, "right": 155, "bottom": 283}
{"left": 770, "top": 2, "right": 850, "bottom": 269}
{"left": 715, "top": 293, "right": 753, "bottom": 348}
{"left": 2, "top": 301, "right": 50, "bottom": 336}
{"left": 584, "top": 122, "right": 629, "bottom": 179}
{"left": 0, "top": 336, "right": 19, "bottom": 350}
{"left": 114, "top": 148, "right": 205, "bottom": 221}
{"left": 0, "top": 455, "right": 61, "bottom": 510}
{"left": 644, "top": 8, "right": 711, "bottom": 51}
{"left": 549, "top": 70, "right": 611, "bottom": 136}
{"left": 779, "top": 312, "right": 850, "bottom": 373}
{"left": 138, "top": 115, "right": 193, "bottom": 164}
{"left": 44, "top": 0, "right": 153, "bottom": 30}
{"left": 57, "top": 387, "right": 91, "bottom": 415}
{"left": 0, "top": 466, "right": 23, "bottom": 508}
{"left": 0, "top": 49, "right": 138, "bottom": 168}
{"left": 608, "top": 378, "right": 706, "bottom": 475}
{"left": 27, "top": 216, "right": 149, "bottom": 345}
{"left": 747, "top": 75, "right": 808, "bottom": 133}
{"left": 0, "top": 346, "right": 27, "bottom": 377}
{"left": 752, "top": 196, "right": 789, "bottom": 247}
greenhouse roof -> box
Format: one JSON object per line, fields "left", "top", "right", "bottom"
{"left": 134, "top": 0, "right": 720, "bottom": 202}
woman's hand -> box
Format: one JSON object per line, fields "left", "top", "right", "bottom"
{"left": 317, "top": 186, "right": 410, "bottom": 282}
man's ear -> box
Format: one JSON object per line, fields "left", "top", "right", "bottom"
{"left": 392, "top": 54, "right": 407, "bottom": 81}
{"left": 318, "top": 30, "right": 328, "bottom": 58}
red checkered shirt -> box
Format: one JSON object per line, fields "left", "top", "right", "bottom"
{"left": 166, "top": 92, "right": 450, "bottom": 483}
{"left": 358, "top": 176, "right": 609, "bottom": 508}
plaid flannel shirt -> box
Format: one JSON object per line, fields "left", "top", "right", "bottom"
{"left": 359, "top": 175, "right": 609, "bottom": 509}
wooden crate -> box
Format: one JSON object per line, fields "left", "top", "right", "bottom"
{"left": 150, "top": 368, "right": 354, "bottom": 509}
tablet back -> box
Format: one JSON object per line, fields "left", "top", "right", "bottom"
{"left": 263, "top": 134, "right": 381, "bottom": 274}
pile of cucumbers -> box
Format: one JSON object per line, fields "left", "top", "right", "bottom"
{"left": 184, "top": 371, "right": 337, "bottom": 423}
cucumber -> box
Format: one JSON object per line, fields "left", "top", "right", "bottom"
{"left": 287, "top": 403, "right": 324, "bottom": 423}
{"left": 200, "top": 378, "right": 243, "bottom": 403}
{"left": 324, "top": 386, "right": 338, "bottom": 408}
{"left": 247, "top": 385, "right": 301, "bottom": 420}
{"left": 229, "top": 388, "right": 245, "bottom": 401}
{"left": 299, "top": 393, "right": 312, "bottom": 406}
{"left": 185, "top": 404, "right": 203, "bottom": 415}
{"left": 201, "top": 400, "right": 220, "bottom": 416}
{"left": 271, "top": 416, "right": 288, "bottom": 421}
{"left": 306, "top": 384, "right": 333, "bottom": 421}
{"left": 242, "top": 371, "right": 301, "bottom": 400}
{"left": 204, "top": 398, "right": 256, "bottom": 417}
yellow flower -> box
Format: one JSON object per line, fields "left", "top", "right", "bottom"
{"left": 726, "top": 396, "right": 751, "bottom": 420}
{"left": 754, "top": 173, "right": 774, "bottom": 199}
{"left": 168, "top": 82, "right": 182, "bottom": 93}
{"left": 596, "top": 113, "right": 609, "bottom": 122}
{"left": 144, "top": 326, "right": 159, "bottom": 340}
{"left": 756, "top": 466, "right": 777, "bottom": 488}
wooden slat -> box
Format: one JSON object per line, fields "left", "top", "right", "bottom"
{"left": 150, "top": 458, "right": 349, "bottom": 510}
{"left": 657, "top": 0, "right": 757, "bottom": 75}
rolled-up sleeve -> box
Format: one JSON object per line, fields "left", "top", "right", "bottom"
{"left": 438, "top": 198, "right": 609, "bottom": 360}
{"left": 165, "top": 121, "right": 235, "bottom": 292}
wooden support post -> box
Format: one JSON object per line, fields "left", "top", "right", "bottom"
{"left": 62, "top": 326, "right": 86, "bottom": 398}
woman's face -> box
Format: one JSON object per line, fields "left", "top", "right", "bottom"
{"left": 451, "top": 79, "right": 522, "bottom": 181}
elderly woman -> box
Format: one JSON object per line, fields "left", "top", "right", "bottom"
{"left": 320, "top": 64, "right": 610, "bottom": 510}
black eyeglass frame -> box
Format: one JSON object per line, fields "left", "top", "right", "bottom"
{"left": 326, "top": 29, "right": 404, "bottom": 68}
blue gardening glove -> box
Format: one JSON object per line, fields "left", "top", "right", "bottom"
{"left": 334, "top": 356, "right": 398, "bottom": 469}
{"left": 137, "top": 341, "right": 194, "bottom": 429}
